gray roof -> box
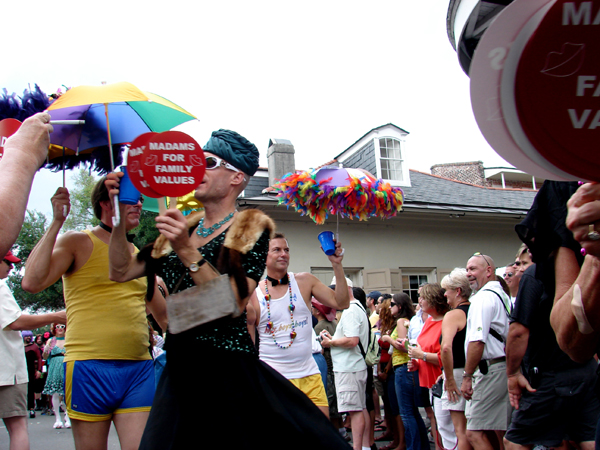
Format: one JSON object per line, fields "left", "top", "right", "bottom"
{"left": 243, "top": 174, "right": 268, "bottom": 199}
{"left": 405, "top": 171, "right": 535, "bottom": 209}
{"left": 242, "top": 169, "right": 537, "bottom": 215}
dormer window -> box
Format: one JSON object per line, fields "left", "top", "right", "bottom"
{"left": 379, "top": 137, "right": 404, "bottom": 182}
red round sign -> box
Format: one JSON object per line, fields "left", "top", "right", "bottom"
{"left": 0, "top": 118, "right": 23, "bottom": 159}
{"left": 469, "top": 0, "right": 570, "bottom": 181}
{"left": 513, "top": 0, "right": 600, "bottom": 181}
{"left": 143, "top": 131, "right": 205, "bottom": 198}
{"left": 128, "top": 132, "right": 163, "bottom": 198}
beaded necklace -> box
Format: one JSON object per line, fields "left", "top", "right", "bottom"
{"left": 196, "top": 212, "right": 235, "bottom": 238}
{"left": 264, "top": 276, "right": 297, "bottom": 349}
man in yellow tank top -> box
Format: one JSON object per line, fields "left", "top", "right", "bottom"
{"left": 22, "top": 178, "right": 167, "bottom": 450}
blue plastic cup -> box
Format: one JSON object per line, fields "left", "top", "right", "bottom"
{"left": 318, "top": 231, "right": 336, "bottom": 255}
{"left": 118, "top": 166, "right": 141, "bottom": 205}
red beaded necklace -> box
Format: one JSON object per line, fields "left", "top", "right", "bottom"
{"left": 264, "top": 276, "right": 297, "bottom": 349}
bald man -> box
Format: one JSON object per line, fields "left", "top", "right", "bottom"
{"left": 461, "top": 253, "right": 512, "bottom": 450}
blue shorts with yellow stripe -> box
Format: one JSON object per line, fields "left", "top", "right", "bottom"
{"left": 65, "top": 359, "right": 154, "bottom": 422}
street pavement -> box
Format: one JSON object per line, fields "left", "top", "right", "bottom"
{"left": 0, "top": 411, "right": 120, "bottom": 449}
{"left": 1, "top": 411, "right": 432, "bottom": 449}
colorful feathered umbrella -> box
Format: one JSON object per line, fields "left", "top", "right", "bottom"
{"left": 273, "top": 166, "right": 404, "bottom": 225}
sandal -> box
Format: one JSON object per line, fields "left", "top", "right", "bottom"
{"left": 380, "top": 443, "right": 400, "bottom": 450}
{"left": 375, "top": 432, "right": 393, "bottom": 442}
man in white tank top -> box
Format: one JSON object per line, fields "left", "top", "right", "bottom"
{"left": 249, "top": 233, "right": 350, "bottom": 417}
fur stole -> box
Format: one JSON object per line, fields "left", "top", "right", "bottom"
{"left": 139, "top": 209, "right": 275, "bottom": 302}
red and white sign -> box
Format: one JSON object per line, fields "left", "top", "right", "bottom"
{"left": 511, "top": 0, "right": 600, "bottom": 181}
{"left": 128, "top": 133, "right": 163, "bottom": 198}
{"left": 0, "top": 119, "right": 22, "bottom": 159}
{"left": 469, "top": 0, "right": 570, "bottom": 180}
{"left": 142, "top": 131, "right": 205, "bottom": 198}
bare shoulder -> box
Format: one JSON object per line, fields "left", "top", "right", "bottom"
{"left": 294, "top": 272, "right": 318, "bottom": 284}
{"left": 58, "top": 230, "right": 91, "bottom": 246}
{"left": 294, "top": 271, "right": 324, "bottom": 294}
{"left": 442, "top": 309, "right": 467, "bottom": 329}
{"left": 58, "top": 230, "right": 93, "bottom": 272}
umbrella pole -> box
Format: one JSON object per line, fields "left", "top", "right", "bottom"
{"left": 105, "top": 103, "right": 121, "bottom": 227}
{"left": 62, "top": 146, "right": 68, "bottom": 218}
{"left": 104, "top": 103, "right": 115, "bottom": 171}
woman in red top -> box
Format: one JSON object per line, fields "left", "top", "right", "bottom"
{"left": 408, "top": 283, "right": 456, "bottom": 450}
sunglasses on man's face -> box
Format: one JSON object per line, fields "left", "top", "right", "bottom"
{"left": 472, "top": 252, "right": 491, "bottom": 267}
{"left": 3, "top": 259, "right": 13, "bottom": 268}
{"left": 205, "top": 156, "right": 241, "bottom": 173}
{"left": 503, "top": 272, "right": 514, "bottom": 278}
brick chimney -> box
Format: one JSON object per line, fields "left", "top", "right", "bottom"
{"left": 267, "top": 139, "right": 296, "bottom": 187}
{"left": 430, "top": 161, "right": 486, "bottom": 186}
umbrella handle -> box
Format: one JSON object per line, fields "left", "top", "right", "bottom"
{"left": 50, "top": 120, "right": 85, "bottom": 125}
{"left": 112, "top": 197, "right": 121, "bottom": 227}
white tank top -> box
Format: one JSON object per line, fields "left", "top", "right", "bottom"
{"left": 256, "top": 273, "right": 319, "bottom": 379}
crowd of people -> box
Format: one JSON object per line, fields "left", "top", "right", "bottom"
{"left": 2, "top": 113, "right": 600, "bottom": 450}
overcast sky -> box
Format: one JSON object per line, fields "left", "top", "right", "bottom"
{"left": 3, "top": 0, "right": 512, "bottom": 216}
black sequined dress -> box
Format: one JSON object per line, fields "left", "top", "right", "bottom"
{"left": 140, "top": 229, "right": 350, "bottom": 450}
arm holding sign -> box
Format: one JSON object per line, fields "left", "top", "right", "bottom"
{"left": 550, "top": 184, "right": 600, "bottom": 362}
{"left": 0, "top": 113, "right": 52, "bottom": 256}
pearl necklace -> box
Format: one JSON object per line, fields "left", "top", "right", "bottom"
{"left": 264, "top": 277, "right": 296, "bottom": 349}
{"left": 196, "top": 212, "right": 235, "bottom": 238}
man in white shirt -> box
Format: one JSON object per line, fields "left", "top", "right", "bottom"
{"left": 321, "top": 280, "right": 370, "bottom": 450}
{"left": 249, "top": 233, "right": 349, "bottom": 418}
{"left": 0, "top": 250, "right": 66, "bottom": 450}
{"left": 461, "top": 253, "right": 511, "bottom": 450}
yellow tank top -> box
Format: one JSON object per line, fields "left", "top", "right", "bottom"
{"left": 391, "top": 326, "right": 410, "bottom": 367}
{"left": 63, "top": 230, "right": 150, "bottom": 362}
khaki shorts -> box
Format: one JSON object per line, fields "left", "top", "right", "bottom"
{"left": 334, "top": 369, "right": 367, "bottom": 413}
{"left": 465, "top": 362, "right": 511, "bottom": 431}
{"left": 289, "top": 373, "right": 329, "bottom": 407}
{"left": 0, "top": 383, "right": 27, "bottom": 419}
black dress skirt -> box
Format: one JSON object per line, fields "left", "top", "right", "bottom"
{"left": 139, "top": 229, "right": 350, "bottom": 449}
{"left": 140, "top": 336, "right": 351, "bottom": 449}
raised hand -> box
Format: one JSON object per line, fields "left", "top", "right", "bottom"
{"left": 567, "top": 183, "right": 600, "bottom": 257}
{"left": 51, "top": 188, "right": 70, "bottom": 223}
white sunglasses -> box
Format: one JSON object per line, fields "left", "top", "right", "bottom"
{"left": 205, "top": 156, "right": 240, "bottom": 173}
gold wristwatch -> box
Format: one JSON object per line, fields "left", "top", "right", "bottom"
{"left": 189, "top": 258, "right": 207, "bottom": 273}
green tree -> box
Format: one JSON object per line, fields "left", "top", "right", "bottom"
{"left": 63, "top": 168, "right": 99, "bottom": 231}
{"left": 133, "top": 210, "right": 160, "bottom": 250}
{"left": 7, "top": 210, "right": 64, "bottom": 312}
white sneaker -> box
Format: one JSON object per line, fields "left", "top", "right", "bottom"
{"left": 64, "top": 415, "right": 71, "bottom": 428}
{"left": 53, "top": 421, "right": 63, "bottom": 429}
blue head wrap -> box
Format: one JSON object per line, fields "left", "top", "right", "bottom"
{"left": 203, "top": 129, "right": 259, "bottom": 176}
{"left": 21, "top": 330, "right": 33, "bottom": 338}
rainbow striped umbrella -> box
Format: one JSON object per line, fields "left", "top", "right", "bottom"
{"left": 47, "top": 82, "right": 197, "bottom": 173}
